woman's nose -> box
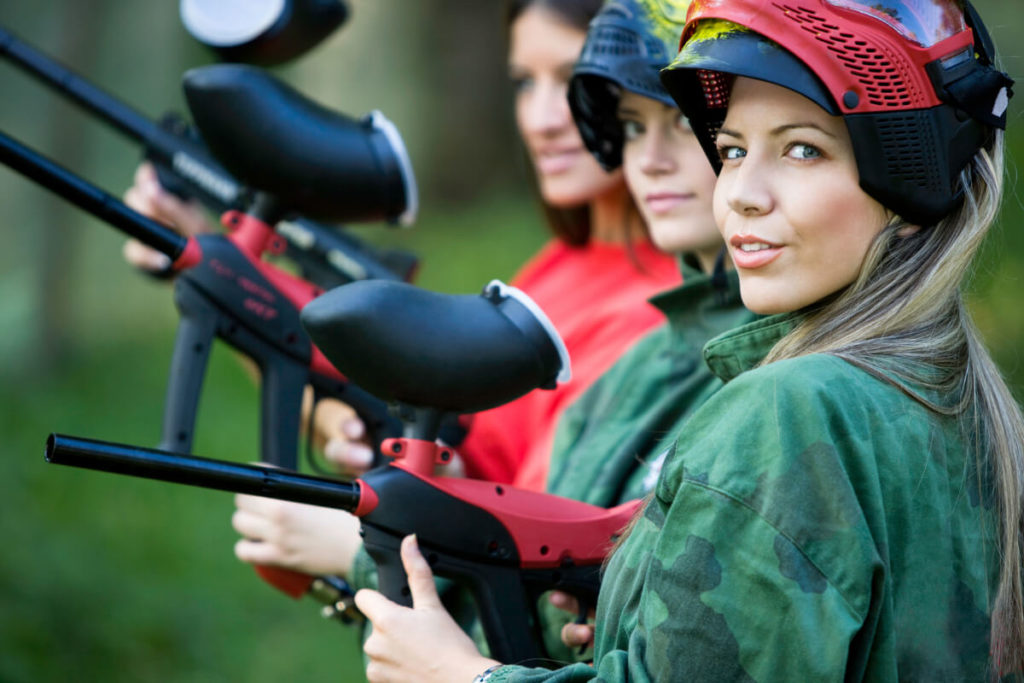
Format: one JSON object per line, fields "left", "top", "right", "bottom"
{"left": 638, "top": 125, "right": 676, "bottom": 175}
{"left": 724, "top": 153, "right": 773, "bottom": 217}
{"left": 521, "top": 79, "right": 570, "bottom": 136}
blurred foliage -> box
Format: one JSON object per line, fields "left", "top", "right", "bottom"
{"left": 0, "top": 0, "right": 1021, "bottom": 681}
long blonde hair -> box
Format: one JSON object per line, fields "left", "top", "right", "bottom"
{"left": 763, "top": 131, "right": 1024, "bottom": 673}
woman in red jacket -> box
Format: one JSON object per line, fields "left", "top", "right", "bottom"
{"left": 455, "top": 0, "right": 682, "bottom": 490}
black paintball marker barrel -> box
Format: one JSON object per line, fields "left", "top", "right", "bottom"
{"left": 0, "top": 130, "right": 189, "bottom": 261}
{"left": 46, "top": 434, "right": 360, "bottom": 511}
{"left": 0, "top": 24, "right": 241, "bottom": 206}
{"left": 1, "top": 25, "right": 169, "bottom": 141}
{"left": 0, "top": 25, "right": 414, "bottom": 285}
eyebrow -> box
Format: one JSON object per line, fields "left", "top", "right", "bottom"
{"left": 556, "top": 62, "right": 577, "bottom": 78}
{"left": 508, "top": 60, "right": 578, "bottom": 77}
{"left": 718, "top": 122, "right": 837, "bottom": 139}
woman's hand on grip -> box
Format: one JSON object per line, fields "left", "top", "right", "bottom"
{"left": 122, "top": 162, "right": 213, "bottom": 271}
{"left": 232, "top": 491, "right": 363, "bottom": 577}
{"left": 355, "top": 534, "right": 499, "bottom": 683}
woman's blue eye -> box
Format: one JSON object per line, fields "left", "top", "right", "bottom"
{"left": 788, "top": 143, "right": 822, "bottom": 160}
{"left": 622, "top": 119, "right": 644, "bottom": 141}
{"left": 717, "top": 145, "right": 745, "bottom": 161}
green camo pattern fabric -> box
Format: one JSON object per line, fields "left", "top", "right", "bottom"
{"left": 548, "top": 262, "right": 754, "bottom": 506}
{"left": 490, "top": 314, "right": 999, "bottom": 681}
{"left": 536, "top": 261, "right": 756, "bottom": 662}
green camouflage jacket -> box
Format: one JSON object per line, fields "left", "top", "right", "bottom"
{"left": 490, "top": 314, "right": 999, "bottom": 682}
{"left": 548, "top": 262, "right": 755, "bottom": 507}
{"left": 537, "top": 262, "right": 755, "bottom": 661}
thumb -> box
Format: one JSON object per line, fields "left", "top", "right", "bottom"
{"left": 401, "top": 534, "right": 442, "bottom": 610}
{"left": 354, "top": 588, "right": 394, "bottom": 623}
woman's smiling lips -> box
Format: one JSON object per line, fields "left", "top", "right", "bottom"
{"left": 729, "top": 233, "right": 783, "bottom": 269}
{"left": 644, "top": 192, "right": 695, "bottom": 216}
{"left": 535, "top": 145, "right": 584, "bottom": 175}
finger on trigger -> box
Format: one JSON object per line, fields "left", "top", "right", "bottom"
{"left": 401, "top": 534, "right": 442, "bottom": 610}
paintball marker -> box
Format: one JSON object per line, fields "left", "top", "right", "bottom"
{"left": 0, "top": 61, "right": 417, "bottom": 470}
{"left": 181, "top": 0, "right": 350, "bottom": 66}
{"left": 0, "top": 24, "right": 417, "bottom": 289}
{"left": 46, "top": 280, "right": 642, "bottom": 663}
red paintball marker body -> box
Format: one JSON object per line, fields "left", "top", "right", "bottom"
{"left": 0, "top": 116, "right": 405, "bottom": 471}
{"left": 45, "top": 432, "right": 640, "bottom": 663}
{"left": 163, "top": 210, "right": 382, "bottom": 604}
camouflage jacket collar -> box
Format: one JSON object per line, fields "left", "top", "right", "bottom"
{"left": 649, "top": 259, "right": 746, "bottom": 347}
{"left": 703, "top": 313, "right": 960, "bottom": 411}
{"left": 702, "top": 312, "right": 801, "bottom": 383}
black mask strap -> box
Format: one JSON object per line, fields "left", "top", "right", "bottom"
{"left": 931, "top": 1, "right": 1014, "bottom": 130}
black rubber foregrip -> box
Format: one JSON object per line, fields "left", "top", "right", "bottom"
{"left": 158, "top": 297, "right": 217, "bottom": 454}
{"left": 259, "top": 353, "right": 309, "bottom": 470}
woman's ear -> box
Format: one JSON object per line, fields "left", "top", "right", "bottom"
{"left": 896, "top": 224, "right": 922, "bottom": 238}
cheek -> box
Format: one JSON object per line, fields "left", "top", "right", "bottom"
{"left": 824, "top": 219, "right": 884, "bottom": 283}
{"left": 622, "top": 148, "right": 648, "bottom": 200}
{"left": 688, "top": 152, "right": 718, "bottom": 199}
{"left": 541, "top": 158, "right": 620, "bottom": 207}
{"left": 711, "top": 175, "right": 732, "bottom": 236}
{"left": 805, "top": 179, "right": 887, "bottom": 258}
{"left": 790, "top": 179, "right": 889, "bottom": 301}
{"left": 514, "top": 96, "right": 535, "bottom": 150}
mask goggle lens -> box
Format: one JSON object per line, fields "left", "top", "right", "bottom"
{"left": 824, "top": 0, "right": 966, "bottom": 47}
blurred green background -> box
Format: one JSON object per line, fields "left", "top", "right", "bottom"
{"left": 0, "top": 1, "right": 1021, "bottom": 681}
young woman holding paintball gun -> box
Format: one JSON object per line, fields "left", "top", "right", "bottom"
{"left": 380, "top": 0, "right": 756, "bottom": 665}
{"left": 352, "top": 0, "right": 1023, "bottom": 680}
{"left": 340, "top": 0, "right": 753, "bottom": 666}
{"left": 314, "top": 0, "right": 682, "bottom": 487}
{"left": 531, "top": 0, "right": 762, "bottom": 661}
{"left": 225, "top": 0, "right": 685, "bottom": 579}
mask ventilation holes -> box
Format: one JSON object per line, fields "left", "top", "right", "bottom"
{"left": 698, "top": 69, "right": 731, "bottom": 109}
{"left": 771, "top": 3, "right": 916, "bottom": 108}
{"left": 585, "top": 25, "right": 644, "bottom": 60}
{"left": 581, "top": 22, "right": 666, "bottom": 97}
{"left": 874, "top": 111, "right": 944, "bottom": 193}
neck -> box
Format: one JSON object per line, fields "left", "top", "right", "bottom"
{"left": 588, "top": 183, "right": 644, "bottom": 244}
{"left": 694, "top": 246, "right": 733, "bottom": 276}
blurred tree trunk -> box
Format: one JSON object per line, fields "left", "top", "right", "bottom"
{"left": 29, "top": 1, "right": 105, "bottom": 376}
{"left": 415, "top": 0, "right": 522, "bottom": 204}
